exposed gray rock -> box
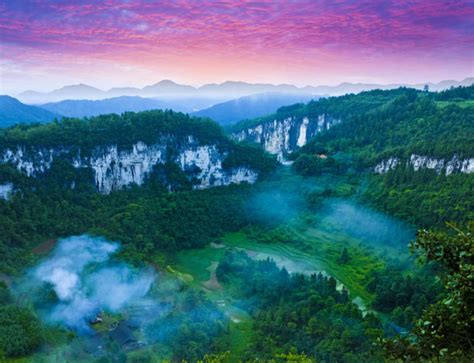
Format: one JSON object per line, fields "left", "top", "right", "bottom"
{"left": 375, "top": 154, "right": 474, "bottom": 175}
{"left": 232, "top": 114, "right": 340, "bottom": 160}
{"left": 1, "top": 138, "right": 258, "bottom": 194}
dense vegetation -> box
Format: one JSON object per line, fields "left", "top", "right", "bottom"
{"left": 386, "top": 225, "right": 473, "bottom": 361}
{"left": 230, "top": 88, "right": 416, "bottom": 133}
{"left": 0, "top": 166, "right": 258, "bottom": 274}
{"left": 229, "top": 86, "right": 473, "bottom": 361}
{"left": 286, "top": 86, "right": 474, "bottom": 228}
{"left": 366, "top": 265, "right": 441, "bottom": 328}
{"left": 217, "top": 251, "right": 385, "bottom": 362}
{"left": 147, "top": 288, "right": 228, "bottom": 362}
{"left": 0, "top": 86, "right": 472, "bottom": 361}
{"left": 0, "top": 110, "right": 224, "bottom": 151}
{"left": 291, "top": 87, "right": 474, "bottom": 166}
{"left": 0, "top": 109, "right": 276, "bottom": 176}
{"left": 363, "top": 167, "right": 473, "bottom": 228}
{"left": 0, "top": 286, "right": 42, "bottom": 359}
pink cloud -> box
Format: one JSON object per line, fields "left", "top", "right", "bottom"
{"left": 0, "top": 0, "right": 472, "bottom": 93}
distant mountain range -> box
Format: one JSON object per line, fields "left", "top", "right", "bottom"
{"left": 3, "top": 78, "right": 473, "bottom": 128}
{"left": 17, "top": 78, "right": 474, "bottom": 104}
{"left": 1, "top": 93, "right": 319, "bottom": 126}
{"left": 41, "top": 96, "right": 190, "bottom": 117}
{"left": 192, "top": 93, "right": 318, "bottom": 125}
{"left": 0, "top": 96, "right": 58, "bottom": 127}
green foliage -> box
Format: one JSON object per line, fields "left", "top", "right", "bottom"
{"left": 366, "top": 265, "right": 441, "bottom": 327}
{"left": 222, "top": 142, "right": 278, "bottom": 176}
{"left": 435, "top": 84, "right": 474, "bottom": 101}
{"left": 385, "top": 224, "right": 474, "bottom": 361}
{"left": 0, "top": 86, "right": 472, "bottom": 361}
{"left": 283, "top": 87, "right": 473, "bottom": 171}
{"left": 148, "top": 288, "right": 228, "bottom": 362}
{"left": 314, "top": 94, "right": 472, "bottom": 164}
{"left": 217, "top": 252, "right": 384, "bottom": 362}
{"left": 0, "top": 110, "right": 224, "bottom": 152}
{"left": 337, "top": 247, "right": 350, "bottom": 264}
{"left": 292, "top": 154, "right": 345, "bottom": 176}
{"left": 231, "top": 87, "right": 416, "bottom": 133}
{"left": 0, "top": 109, "right": 275, "bottom": 177}
{"left": 363, "top": 168, "right": 474, "bottom": 228}
{"left": 196, "top": 351, "right": 317, "bottom": 363}
{"left": 0, "top": 305, "right": 42, "bottom": 357}
{"left": 0, "top": 178, "right": 259, "bottom": 273}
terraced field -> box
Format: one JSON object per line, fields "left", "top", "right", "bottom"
{"left": 171, "top": 212, "right": 404, "bottom": 356}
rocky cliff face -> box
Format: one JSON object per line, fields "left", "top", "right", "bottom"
{"left": 375, "top": 154, "right": 474, "bottom": 175}
{"left": 1, "top": 138, "right": 258, "bottom": 194}
{"left": 232, "top": 114, "right": 340, "bottom": 160}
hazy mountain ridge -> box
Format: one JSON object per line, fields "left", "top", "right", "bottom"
{"left": 16, "top": 78, "right": 474, "bottom": 104}
{"left": 0, "top": 96, "right": 59, "bottom": 127}
{"left": 40, "top": 96, "right": 192, "bottom": 118}
{"left": 192, "top": 93, "right": 319, "bottom": 125}
{"left": 0, "top": 93, "right": 317, "bottom": 127}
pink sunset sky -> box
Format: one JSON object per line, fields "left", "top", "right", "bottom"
{"left": 0, "top": 0, "right": 473, "bottom": 94}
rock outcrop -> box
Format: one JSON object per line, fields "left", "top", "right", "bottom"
{"left": 374, "top": 155, "right": 474, "bottom": 175}
{"left": 232, "top": 114, "right": 340, "bottom": 160}
{"left": 1, "top": 138, "right": 258, "bottom": 194}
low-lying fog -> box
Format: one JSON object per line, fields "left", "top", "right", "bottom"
{"left": 17, "top": 235, "right": 155, "bottom": 333}
{"left": 319, "top": 199, "right": 415, "bottom": 249}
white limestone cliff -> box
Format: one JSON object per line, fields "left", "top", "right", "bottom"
{"left": 375, "top": 154, "right": 474, "bottom": 175}
{"left": 1, "top": 140, "right": 258, "bottom": 194}
{"left": 178, "top": 145, "right": 258, "bottom": 188}
{"left": 232, "top": 114, "right": 340, "bottom": 160}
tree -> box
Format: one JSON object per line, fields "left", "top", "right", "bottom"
{"left": 0, "top": 305, "right": 42, "bottom": 357}
{"left": 385, "top": 224, "right": 473, "bottom": 361}
{"left": 337, "top": 247, "right": 351, "bottom": 264}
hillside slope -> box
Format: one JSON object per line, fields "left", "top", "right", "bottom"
{"left": 0, "top": 110, "right": 276, "bottom": 193}
{"left": 192, "top": 92, "right": 318, "bottom": 125}
{"left": 231, "top": 86, "right": 474, "bottom": 166}
{"left": 0, "top": 96, "right": 59, "bottom": 127}
{"left": 40, "top": 96, "right": 185, "bottom": 117}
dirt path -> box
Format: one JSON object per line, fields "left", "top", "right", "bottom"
{"left": 202, "top": 261, "right": 222, "bottom": 290}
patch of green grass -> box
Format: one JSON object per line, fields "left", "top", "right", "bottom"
{"left": 228, "top": 315, "right": 253, "bottom": 360}
{"left": 436, "top": 100, "right": 474, "bottom": 108}
{"left": 91, "top": 312, "right": 122, "bottom": 333}
{"left": 166, "top": 265, "right": 194, "bottom": 284}
{"left": 174, "top": 247, "right": 226, "bottom": 283}
{"left": 222, "top": 226, "right": 385, "bottom": 304}
{"left": 126, "top": 345, "right": 170, "bottom": 362}
{"left": 172, "top": 245, "right": 255, "bottom": 358}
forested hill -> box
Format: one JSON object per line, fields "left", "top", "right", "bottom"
{"left": 230, "top": 85, "right": 473, "bottom": 167}
{"left": 229, "top": 87, "right": 415, "bottom": 133}
{"left": 288, "top": 86, "right": 474, "bottom": 228}
{"left": 0, "top": 109, "right": 227, "bottom": 150}
{"left": 0, "top": 110, "right": 276, "bottom": 193}
{"left": 294, "top": 85, "right": 474, "bottom": 165}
